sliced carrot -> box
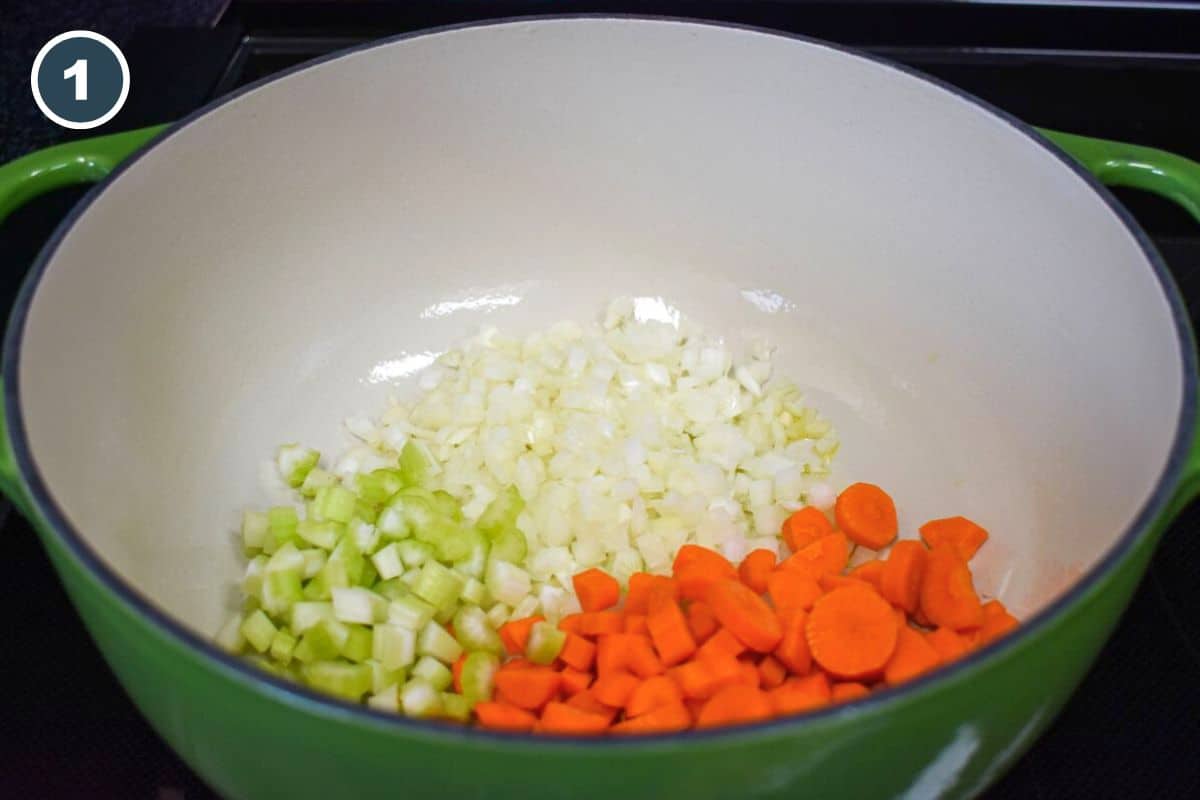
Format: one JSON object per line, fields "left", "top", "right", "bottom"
{"left": 919, "top": 516, "right": 989, "bottom": 562}
{"left": 835, "top": 483, "right": 898, "bottom": 550}
{"left": 879, "top": 540, "right": 927, "bottom": 614}
{"left": 920, "top": 546, "right": 984, "bottom": 631}
{"left": 758, "top": 655, "right": 787, "bottom": 689}
{"left": 738, "top": 549, "right": 778, "bottom": 594}
{"left": 819, "top": 574, "right": 872, "bottom": 593}
{"left": 451, "top": 652, "right": 467, "bottom": 694}
{"left": 831, "top": 682, "right": 869, "bottom": 703}
{"left": 696, "top": 627, "right": 747, "bottom": 661}
{"left": 624, "top": 572, "right": 658, "bottom": 615}
{"left": 592, "top": 670, "right": 641, "bottom": 708}
{"left": 911, "top": 606, "right": 934, "bottom": 629}
{"left": 624, "top": 614, "right": 649, "bottom": 635}
{"left": 976, "top": 599, "right": 1019, "bottom": 645}
{"left": 559, "top": 667, "right": 594, "bottom": 696}
{"left": 675, "top": 549, "right": 739, "bottom": 603}
{"left": 736, "top": 660, "right": 762, "bottom": 689}
{"left": 494, "top": 665, "right": 562, "bottom": 710}
{"left": 539, "top": 701, "right": 610, "bottom": 735}
{"left": 884, "top": 625, "right": 941, "bottom": 685}
{"left": 578, "top": 610, "right": 625, "bottom": 637}
{"left": 686, "top": 601, "right": 719, "bottom": 644}
{"left": 779, "top": 532, "right": 850, "bottom": 579}
{"left": 559, "top": 632, "right": 596, "bottom": 672}
{"left": 558, "top": 613, "right": 583, "bottom": 635}
{"left": 925, "top": 627, "right": 971, "bottom": 662}
{"left": 706, "top": 578, "right": 784, "bottom": 653}
{"left": 669, "top": 652, "right": 741, "bottom": 700}
{"left": 573, "top": 567, "right": 621, "bottom": 613}
{"left": 626, "top": 674, "right": 684, "bottom": 717}
{"left": 769, "top": 672, "right": 831, "bottom": 715}
{"left": 781, "top": 506, "right": 834, "bottom": 553}
{"left": 474, "top": 701, "right": 537, "bottom": 732}
{"left": 767, "top": 570, "right": 823, "bottom": 616}
{"left": 695, "top": 684, "right": 773, "bottom": 729}
{"left": 565, "top": 689, "right": 618, "bottom": 723}
{"left": 850, "top": 559, "right": 885, "bottom": 589}
{"left": 499, "top": 615, "right": 545, "bottom": 656}
{"left": 806, "top": 584, "right": 899, "bottom": 680}
{"left": 611, "top": 702, "right": 691, "bottom": 734}
{"left": 646, "top": 593, "right": 698, "bottom": 667}
{"left": 773, "top": 608, "right": 812, "bottom": 675}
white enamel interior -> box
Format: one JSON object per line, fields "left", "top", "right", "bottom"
{"left": 17, "top": 19, "right": 1183, "bottom": 636}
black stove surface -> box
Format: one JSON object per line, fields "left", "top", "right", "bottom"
{"left": 3, "top": 2, "right": 1200, "bottom": 797}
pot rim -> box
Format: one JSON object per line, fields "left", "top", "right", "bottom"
{"left": 4, "top": 14, "right": 1196, "bottom": 748}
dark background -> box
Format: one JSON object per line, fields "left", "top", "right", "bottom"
{"left": 2, "top": 2, "right": 1200, "bottom": 798}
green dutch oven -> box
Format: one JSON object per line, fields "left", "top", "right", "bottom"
{"left": 2, "top": 17, "right": 1199, "bottom": 800}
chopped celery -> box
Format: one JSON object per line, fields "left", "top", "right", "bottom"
{"left": 485, "top": 603, "right": 511, "bottom": 629}
{"left": 452, "top": 529, "right": 490, "bottom": 578}
{"left": 302, "top": 571, "right": 332, "bottom": 600}
{"left": 293, "top": 636, "right": 315, "bottom": 664}
{"left": 417, "top": 620, "right": 464, "bottom": 664}
{"left": 262, "top": 570, "right": 303, "bottom": 616}
{"left": 332, "top": 587, "right": 387, "bottom": 625}
{"left": 319, "top": 558, "right": 351, "bottom": 592}
{"left": 267, "top": 506, "right": 300, "bottom": 546}
{"left": 300, "top": 548, "right": 327, "bottom": 579}
{"left": 374, "top": 578, "right": 409, "bottom": 601}
{"left": 299, "top": 467, "right": 337, "bottom": 499}
{"left": 367, "top": 683, "right": 400, "bottom": 713}
{"left": 277, "top": 444, "right": 320, "bottom": 489}
{"left": 510, "top": 595, "right": 541, "bottom": 621}
{"left": 356, "top": 468, "right": 405, "bottom": 506}
{"left": 400, "top": 678, "right": 443, "bottom": 719}
{"left": 241, "top": 610, "right": 277, "bottom": 653}
{"left": 433, "top": 604, "right": 455, "bottom": 626}
{"left": 315, "top": 485, "right": 357, "bottom": 524}
{"left": 371, "top": 542, "right": 405, "bottom": 581}
{"left": 215, "top": 613, "right": 245, "bottom": 653}
{"left": 359, "top": 559, "right": 379, "bottom": 589}
{"left": 241, "top": 510, "right": 269, "bottom": 553}
{"left": 430, "top": 490, "right": 464, "bottom": 521}
{"left": 341, "top": 625, "right": 373, "bottom": 663}
{"left": 489, "top": 526, "right": 528, "bottom": 565}
{"left": 486, "top": 559, "right": 532, "bottom": 607}
{"left": 270, "top": 629, "right": 297, "bottom": 664}
{"left": 368, "top": 660, "right": 408, "bottom": 695}
{"left": 397, "top": 539, "right": 434, "bottom": 568}
{"left": 424, "top": 519, "right": 472, "bottom": 563}
{"left": 460, "top": 651, "right": 499, "bottom": 705}
{"left": 265, "top": 542, "right": 305, "bottom": 574}
{"left": 354, "top": 499, "right": 380, "bottom": 525}
{"left": 476, "top": 485, "right": 525, "bottom": 537}
{"left": 291, "top": 601, "right": 334, "bottom": 634}
{"left": 400, "top": 567, "right": 421, "bottom": 587}
{"left": 398, "top": 440, "right": 435, "bottom": 486}
{"left": 301, "top": 619, "right": 350, "bottom": 661}
{"left": 242, "top": 555, "right": 267, "bottom": 599}
{"left": 303, "top": 661, "right": 371, "bottom": 701}
{"left": 328, "top": 537, "right": 365, "bottom": 585}
{"left": 440, "top": 692, "right": 472, "bottom": 722}
{"left": 452, "top": 606, "right": 504, "bottom": 655}
{"left": 411, "top": 561, "right": 465, "bottom": 613}
{"left": 372, "top": 624, "right": 416, "bottom": 670}
{"left": 411, "top": 656, "right": 453, "bottom": 691}
{"left": 525, "top": 621, "right": 566, "bottom": 665}
{"left": 459, "top": 576, "right": 488, "bottom": 607}
{"left": 387, "top": 595, "right": 435, "bottom": 631}
{"left": 297, "top": 519, "right": 342, "bottom": 551}
{"left": 350, "top": 518, "right": 380, "bottom": 554}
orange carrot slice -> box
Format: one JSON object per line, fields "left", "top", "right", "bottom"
{"left": 884, "top": 625, "right": 941, "bottom": 685}
{"left": 686, "top": 601, "right": 720, "bottom": 644}
{"left": 769, "top": 672, "right": 831, "bottom": 715}
{"left": 573, "top": 567, "right": 620, "bottom": 612}
{"left": 706, "top": 579, "right": 784, "bottom": 653}
{"left": 779, "top": 532, "right": 851, "bottom": 579}
{"left": 919, "top": 516, "right": 989, "bottom": 562}
{"left": 767, "top": 570, "right": 824, "bottom": 616}
{"left": 806, "top": 584, "right": 899, "bottom": 680}
{"left": 773, "top": 608, "right": 812, "bottom": 675}
{"left": 625, "top": 675, "right": 684, "bottom": 718}
{"left": 781, "top": 506, "right": 834, "bottom": 553}
{"left": 920, "top": 546, "right": 985, "bottom": 631}
{"left": 538, "top": 701, "right": 610, "bottom": 735}
{"left": 831, "top": 682, "right": 869, "bottom": 703}
{"left": 695, "top": 684, "right": 773, "bottom": 729}
{"left": 474, "top": 701, "right": 537, "bottom": 731}
{"left": 835, "top": 483, "right": 898, "bottom": 549}
{"left": 879, "top": 540, "right": 927, "bottom": 614}
{"left": 757, "top": 655, "right": 787, "bottom": 689}
{"left": 610, "top": 702, "right": 691, "bottom": 734}
{"left": 738, "top": 548, "right": 778, "bottom": 594}
{"left": 559, "top": 632, "right": 596, "bottom": 671}
{"left": 493, "top": 666, "right": 562, "bottom": 710}
{"left": 499, "top": 615, "right": 545, "bottom": 656}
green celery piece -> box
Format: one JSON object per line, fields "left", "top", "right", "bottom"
{"left": 430, "top": 490, "right": 464, "bottom": 521}
{"left": 368, "top": 660, "right": 408, "bottom": 695}
{"left": 396, "top": 539, "right": 434, "bottom": 568}
{"left": 301, "top": 619, "right": 349, "bottom": 661}
{"left": 241, "top": 510, "right": 269, "bottom": 554}
{"left": 411, "top": 561, "right": 465, "bottom": 614}
{"left": 240, "top": 610, "right": 277, "bottom": 653}
{"left": 525, "top": 621, "right": 566, "bottom": 665}
{"left": 356, "top": 468, "right": 405, "bottom": 506}
{"left": 316, "top": 485, "right": 357, "bottom": 524}
{"left": 489, "top": 526, "right": 527, "bottom": 565}
{"left": 296, "top": 519, "right": 342, "bottom": 551}
{"left": 400, "top": 678, "right": 443, "bottom": 719}
{"left": 452, "top": 606, "right": 504, "bottom": 655}
{"left": 262, "top": 570, "right": 303, "bottom": 616}
{"left": 427, "top": 519, "right": 472, "bottom": 563}
{"left": 267, "top": 506, "right": 300, "bottom": 546}
{"left": 417, "top": 620, "right": 464, "bottom": 664}
{"left": 440, "top": 693, "right": 472, "bottom": 722}
{"left": 341, "top": 625, "right": 374, "bottom": 663}
{"left": 374, "top": 578, "right": 410, "bottom": 602}
{"left": 485, "top": 558, "right": 532, "bottom": 608}
{"left": 292, "top": 635, "right": 316, "bottom": 664}
{"left": 398, "top": 440, "right": 434, "bottom": 487}
{"left": 242, "top": 555, "right": 267, "bottom": 600}
{"left": 303, "top": 661, "right": 371, "bottom": 701}
{"left": 319, "top": 558, "right": 351, "bottom": 592}
{"left": 299, "top": 548, "right": 327, "bottom": 579}
{"left": 277, "top": 444, "right": 320, "bottom": 489}
{"left": 459, "top": 576, "right": 488, "bottom": 607}
{"left": 411, "top": 656, "right": 453, "bottom": 691}
{"left": 332, "top": 587, "right": 387, "bottom": 625}
{"left": 452, "top": 529, "right": 490, "bottom": 579}
{"left": 476, "top": 485, "right": 525, "bottom": 538}
{"left": 367, "top": 683, "right": 400, "bottom": 713}
{"left": 265, "top": 542, "right": 305, "bottom": 574}
{"left": 371, "top": 542, "right": 405, "bottom": 581}
{"left": 328, "top": 536, "right": 365, "bottom": 585}
{"left": 460, "top": 651, "right": 500, "bottom": 705}
{"left": 302, "top": 570, "right": 332, "bottom": 600}
{"left": 350, "top": 518, "right": 380, "bottom": 555}
{"left": 299, "top": 467, "right": 337, "bottom": 499}
{"left": 354, "top": 500, "right": 380, "bottom": 525}
{"left": 214, "top": 613, "right": 245, "bottom": 653}
{"left": 269, "top": 629, "right": 297, "bottom": 664}
{"left": 387, "top": 595, "right": 435, "bottom": 631}
{"left": 290, "top": 601, "right": 334, "bottom": 634}
{"left": 373, "top": 624, "right": 416, "bottom": 670}
{"left": 359, "top": 559, "right": 379, "bottom": 588}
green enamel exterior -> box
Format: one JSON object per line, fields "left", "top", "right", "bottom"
{"left": 0, "top": 123, "right": 1199, "bottom": 799}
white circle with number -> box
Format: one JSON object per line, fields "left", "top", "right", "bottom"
{"left": 31, "top": 30, "right": 130, "bottom": 131}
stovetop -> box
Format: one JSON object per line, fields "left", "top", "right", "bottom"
{"left": 3, "top": 2, "right": 1199, "bottom": 797}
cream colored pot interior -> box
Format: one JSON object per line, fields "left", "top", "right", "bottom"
{"left": 17, "top": 19, "right": 1183, "bottom": 636}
